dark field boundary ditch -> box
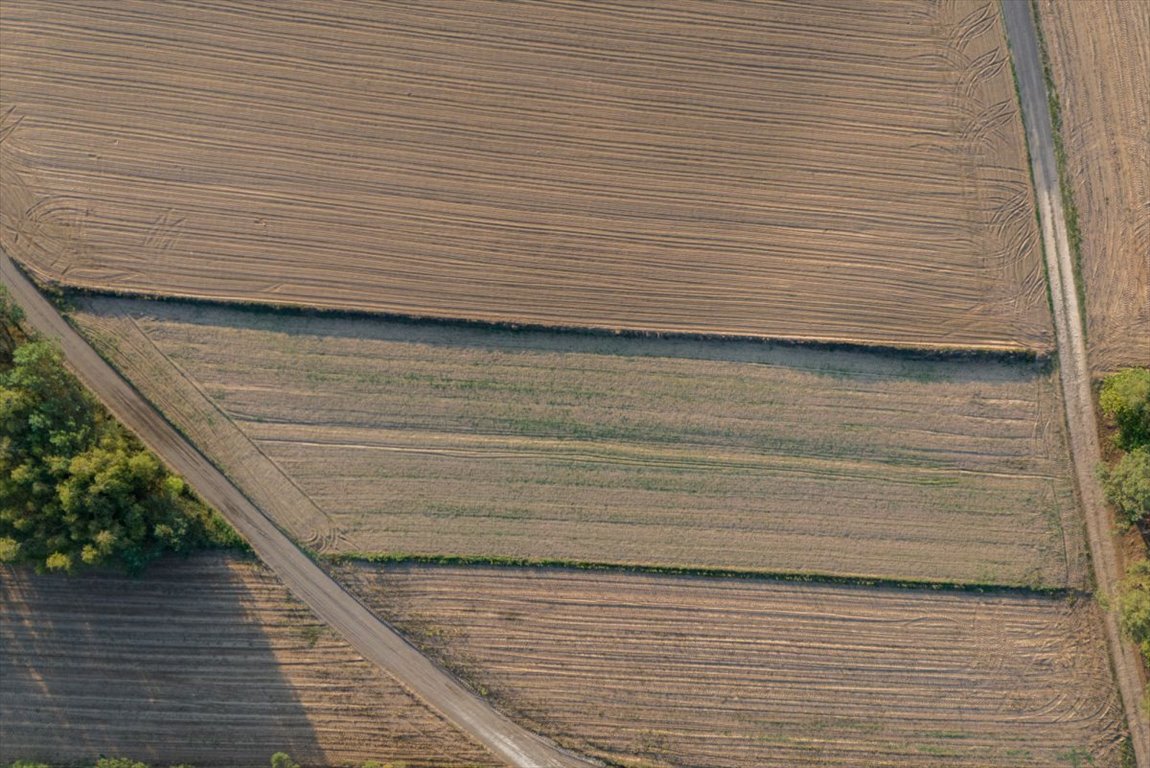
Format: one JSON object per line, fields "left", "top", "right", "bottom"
{"left": 322, "top": 551, "right": 1082, "bottom": 600}
{"left": 34, "top": 270, "right": 1048, "bottom": 368}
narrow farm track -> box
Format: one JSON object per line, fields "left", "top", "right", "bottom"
{"left": 73, "top": 303, "right": 339, "bottom": 553}
{"left": 1001, "top": 1, "right": 1150, "bottom": 761}
{"left": 0, "top": 249, "right": 597, "bottom": 768}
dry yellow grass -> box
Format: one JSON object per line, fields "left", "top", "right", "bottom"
{"left": 1, "top": 0, "right": 1048, "bottom": 350}
{"left": 343, "top": 564, "right": 1126, "bottom": 768}
{"left": 1036, "top": 0, "right": 1150, "bottom": 371}
{"left": 73, "top": 297, "right": 1086, "bottom": 588}
{"left": 0, "top": 554, "right": 497, "bottom": 768}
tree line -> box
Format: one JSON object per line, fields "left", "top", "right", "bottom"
{"left": 0, "top": 286, "right": 242, "bottom": 574}
{"left": 1097, "top": 366, "right": 1150, "bottom": 706}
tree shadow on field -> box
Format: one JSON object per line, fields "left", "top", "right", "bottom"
{"left": 0, "top": 553, "right": 326, "bottom": 768}
{"left": 82, "top": 294, "right": 1050, "bottom": 387}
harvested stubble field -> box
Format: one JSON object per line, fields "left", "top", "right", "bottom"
{"left": 0, "top": 553, "right": 497, "bottom": 768}
{"left": 1035, "top": 0, "right": 1150, "bottom": 371}
{"left": 341, "top": 564, "right": 1126, "bottom": 768}
{"left": 73, "top": 297, "right": 1087, "bottom": 588}
{"left": 1, "top": 0, "right": 1050, "bottom": 350}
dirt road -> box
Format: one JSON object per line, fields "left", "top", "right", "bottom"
{"left": 1001, "top": 0, "right": 1150, "bottom": 760}
{"left": 0, "top": 249, "right": 595, "bottom": 768}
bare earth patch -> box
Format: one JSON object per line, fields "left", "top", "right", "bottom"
{"left": 0, "top": 553, "right": 497, "bottom": 768}
{"left": 1, "top": 0, "right": 1046, "bottom": 350}
{"left": 340, "top": 564, "right": 1126, "bottom": 768}
{"left": 1036, "top": 0, "right": 1150, "bottom": 371}
{"left": 73, "top": 297, "right": 1086, "bottom": 588}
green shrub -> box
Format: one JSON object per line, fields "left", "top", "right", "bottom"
{"left": 0, "top": 285, "right": 26, "bottom": 363}
{"left": 1118, "top": 559, "right": 1150, "bottom": 665}
{"left": 270, "top": 754, "right": 300, "bottom": 768}
{"left": 95, "top": 759, "right": 149, "bottom": 768}
{"left": 1100, "top": 368, "right": 1150, "bottom": 450}
{"left": 1100, "top": 448, "right": 1150, "bottom": 528}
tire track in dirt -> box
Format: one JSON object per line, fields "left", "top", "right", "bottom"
{"left": 71, "top": 305, "right": 335, "bottom": 552}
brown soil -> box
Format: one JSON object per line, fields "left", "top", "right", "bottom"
{"left": 1, "top": 0, "right": 1047, "bottom": 351}
{"left": 0, "top": 553, "right": 498, "bottom": 768}
{"left": 341, "top": 564, "right": 1127, "bottom": 768}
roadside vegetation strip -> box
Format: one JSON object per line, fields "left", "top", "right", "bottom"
{"left": 75, "top": 294, "right": 1087, "bottom": 588}
{"left": 2, "top": 0, "right": 1048, "bottom": 351}
{"left": 1032, "top": 0, "right": 1150, "bottom": 372}
{"left": 0, "top": 553, "right": 500, "bottom": 768}
{"left": 57, "top": 282, "right": 1049, "bottom": 362}
{"left": 340, "top": 563, "right": 1126, "bottom": 768}
{"left": 1096, "top": 366, "right": 1150, "bottom": 706}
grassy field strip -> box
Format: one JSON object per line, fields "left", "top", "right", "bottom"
{"left": 341, "top": 564, "right": 1126, "bottom": 768}
{"left": 72, "top": 304, "right": 338, "bottom": 551}
{"left": 0, "top": 554, "right": 498, "bottom": 767}
{"left": 1, "top": 0, "right": 1048, "bottom": 349}
{"left": 74, "top": 296, "right": 1087, "bottom": 588}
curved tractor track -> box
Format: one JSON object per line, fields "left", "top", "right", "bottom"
{"left": 0, "top": 249, "right": 596, "bottom": 768}
{"left": 1001, "top": 1, "right": 1149, "bottom": 762}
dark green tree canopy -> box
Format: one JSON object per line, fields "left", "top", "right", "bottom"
{"left": 1, "top": 299, "right": 240, "bottom": 573}
{"left": 1100, "top": 367, "right": 1150, "bottom": 450}
{"left": 1100, "top": 447, "right": 1150, "bottom": 529}
{"left": 1118, "top": 559, "right": 1150, "bottom": 670}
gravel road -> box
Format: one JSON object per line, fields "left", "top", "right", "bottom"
{"left": 0, "top": 249, "right": 596, "bottom": 768}
{"left": 1001, "top": 0, "right": 1149, "bottom": 761}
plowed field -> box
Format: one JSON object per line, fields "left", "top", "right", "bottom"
{"left": 1035, "top": 0, "right": 1150, "bottom": 371}
{"left": 341, "top": 564, "right": 1126, "bottom": 768}
{"left": 1, "top": 0, "right": 1048, "bottom": 350}
{"left": 0, "top": 554, "right": 497, "bottom": 768}
{"left": 73, "top": 297, "right": 1086, "bottom": 588}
